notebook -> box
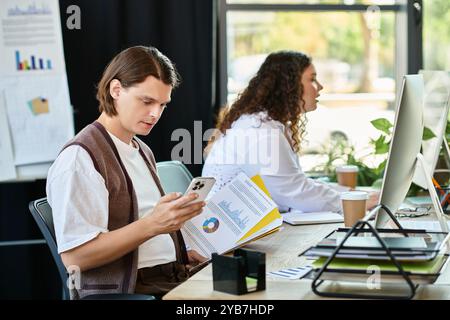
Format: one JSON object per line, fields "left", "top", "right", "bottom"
{"left": 282, "top": 210, "right": 343, "bottom": 225}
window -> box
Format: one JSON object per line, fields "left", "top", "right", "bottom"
{"left": 423, "top": 0, "right": 450, "bottom": 71}
{"left": 219, "top": 0, "right": 422, "bottom": 172}
{"left": 227, "top": 10, "right": 396, "bottom": 103}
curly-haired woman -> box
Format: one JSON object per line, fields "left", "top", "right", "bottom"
{"left": 202, "top": 51, "right": 378, "bottom": 213}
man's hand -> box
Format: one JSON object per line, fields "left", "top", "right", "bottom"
{"left": 187, "top": 250, "right": 208, "bottom": 268}
{"left": 186, "top": 250, "right": 209, "bottom": 275}
{"left": 146, "top": 192, "right": 206, "bottom": 235}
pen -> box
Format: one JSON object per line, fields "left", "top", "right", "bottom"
{"left": 432, "top": 177, "right": 445, "bottom": 196}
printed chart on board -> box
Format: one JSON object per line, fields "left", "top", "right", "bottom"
{"left": 0, "top": 0, "right": 73, "bottom": 180}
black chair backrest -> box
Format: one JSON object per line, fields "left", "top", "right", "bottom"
{"left": 29, "top": 198, "right": 70, "bottom": 299}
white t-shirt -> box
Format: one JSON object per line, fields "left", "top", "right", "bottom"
{"left": 202, "top": 111, "right": 343, "bottom": 213}
{"left": 46, "top": 131, "right": 176, "bottom": 269}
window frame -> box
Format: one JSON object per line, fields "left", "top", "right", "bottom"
{"left": 218, "top": 0, "right": 423, "bottom": 106}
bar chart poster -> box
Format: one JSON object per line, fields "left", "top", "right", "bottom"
{"left": 0, "top": 0, "right": 66, "bottom": 75}
{"left": 15, "top": 50, "right": 54, "bottom": 71}
{"left": 0, "top": 0, "right": 73, "bottom": 176}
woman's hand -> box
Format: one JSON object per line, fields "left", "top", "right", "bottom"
{"left": 366, "top": 191, "right": 380, "bottom": 211}
{"left": 146, "top": 192, "right": 205, "bottom": 235}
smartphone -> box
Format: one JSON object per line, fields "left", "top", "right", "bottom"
{"left": 184, "top": 177, "right": 216, "bottom": 203}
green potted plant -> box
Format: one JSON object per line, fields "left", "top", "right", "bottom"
{"left": 309, "top": 118, "right": 436, "bottom": 194}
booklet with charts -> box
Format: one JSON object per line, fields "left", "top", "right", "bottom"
{"left": 181, "top": 173, "right": 283, "bottom": 258}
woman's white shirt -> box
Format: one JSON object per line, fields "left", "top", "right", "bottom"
{"left": 202, "top": 112, "right": 342, "bottom": 213}
{"left": 46, "top": 131, "right": 176, "bottom": 269}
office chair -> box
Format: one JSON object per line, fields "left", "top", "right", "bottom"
{"left": 28, "top": 198, "right": 154, "bottom": 300}
{"left": 156, "top": 160, "right": 194, "bottom": 194}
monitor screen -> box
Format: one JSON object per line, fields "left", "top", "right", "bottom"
{"left": 375, "top": 75, "right": 425, "bottom": 228}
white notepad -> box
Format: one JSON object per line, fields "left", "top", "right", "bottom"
{"left": 282, "top": 210, "right": 344, "bottom": 225}
{"left": 400, "top": 220, "right": 450, "bottom": 232}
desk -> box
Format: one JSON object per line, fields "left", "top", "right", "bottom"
{"left": 164, "top": 217, "right": 450, "bottom": 300}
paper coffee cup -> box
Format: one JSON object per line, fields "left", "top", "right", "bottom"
{"left": 336, "top": 165, "right": 359, "bottom": 189}
{"left": 340, "top": 191, "right": 368, "bottom": 227}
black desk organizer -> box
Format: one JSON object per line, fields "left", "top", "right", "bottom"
{"left": 212, "top": 248, "right": 266, "bottom": 295}
{"left": 311, "top": 204, "right": 433, "bottom": 300}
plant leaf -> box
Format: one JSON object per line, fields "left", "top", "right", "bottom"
{"left": 374, "top": 135, "right": 389, "bottom": 154}
{"left": 375, "top": 159, "right": 387, "bottom": 175}
{"left": 371, "top": 118, "right": 393, "bottom": 135}
{"left": 423, "top": 126, "right": 436, "bottom": 141}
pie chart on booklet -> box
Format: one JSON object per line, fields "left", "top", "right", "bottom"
{"left": 202, "top": 217, "right": 219, "bottom": 233}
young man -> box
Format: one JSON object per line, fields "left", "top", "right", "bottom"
{"left": 46, "top": 46, "right": 206, "bottom": 299}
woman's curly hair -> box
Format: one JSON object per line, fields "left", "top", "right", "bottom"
{"left": 213, "top": 51, "right": 311, "bottom": 154}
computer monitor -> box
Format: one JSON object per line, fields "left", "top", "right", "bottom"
{"left": 412, "top": 71, "right": 450, "bottom": 189}
{"left": 374, "top": 75, "right": 425, "bottom": 228}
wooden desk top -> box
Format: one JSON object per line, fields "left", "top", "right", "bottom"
{"left": 164, "top": 219, "right": 450, "bottom": 300}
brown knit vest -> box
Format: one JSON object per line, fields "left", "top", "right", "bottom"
{"left": 61, "top": 121, "right": 188, "bottom": 299}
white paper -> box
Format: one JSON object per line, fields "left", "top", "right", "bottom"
{"left": 0, "top": 92, "right": 17, "bottom": 181}
{"left": 0, "top": 0, "right": 66, "bottom": 76}
{"left": 4, "top": 74, "right": 73, "bottom": 165}
{"left": 181, "top": 173, "right": 279, "bottom": 258}
{"left": 235, "top": 218, "right": 283, "bottom": 246}
{"left": 267, "top": 266, "right": 312, "bottom": 280}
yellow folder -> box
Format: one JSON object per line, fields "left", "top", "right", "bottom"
{"left": 237, "top": 175, "right": 282, "bottom": 243}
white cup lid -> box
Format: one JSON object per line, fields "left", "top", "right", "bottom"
{"left": 340, "top": 191, "right": 369, "bottom": 201}
{"left": 336, "top": 165, "right": 359, "bottom": 173}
